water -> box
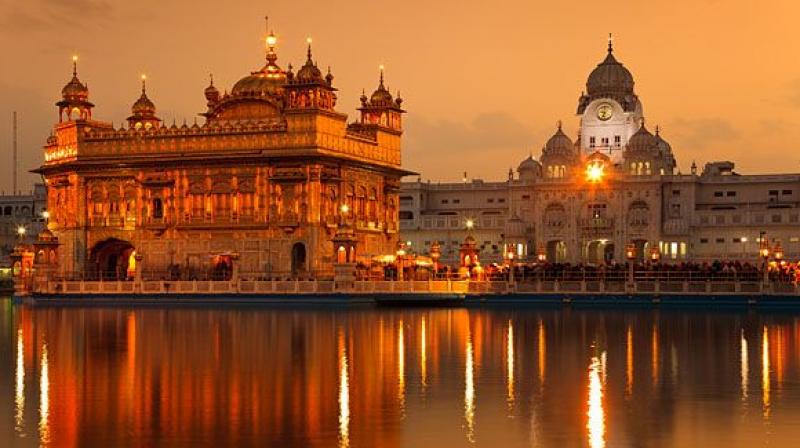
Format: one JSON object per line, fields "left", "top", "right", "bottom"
{"left": 2, "top": 297, "right": 800, "bottom": 447}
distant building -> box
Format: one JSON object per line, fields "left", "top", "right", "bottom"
{"left": 400, "top": 41, "right": 800, "bottom": 265}
{"left": 0, "top": 184, "right": 47, "bottom": 266}
{"left": 35, "top": 27, "right": 410, "bottom": 279}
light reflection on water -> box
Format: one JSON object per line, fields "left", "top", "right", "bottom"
{"left": 4, "top": 300, "right": 800, "bottom": 447}
{"left": 587, "top": 354, "right": 605, "bottom": 448}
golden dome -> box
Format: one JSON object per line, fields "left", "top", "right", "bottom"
{"left": 131, "top": 75, "right": 156, "bottom": 116}
{"left": 231, "top": 31, "right": 287, "bottom": 96}
{"left": 61, "top": 56, "right": 89, "bottom": 100}
{"left": 295, "top": 40, "right": 325, "bottom": 84}
{"left": 366, "top": 67, "right": 394, "bottom": 106}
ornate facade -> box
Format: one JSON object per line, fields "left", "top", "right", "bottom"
{"left": 37, "top": 28, "right": 412, "bottom": 279}
{"left": 400, "top": 41, "right": 800, "bottom": 265}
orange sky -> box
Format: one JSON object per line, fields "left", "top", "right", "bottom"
{"left": 1, "top": 0, "right": 800, "bottom": 191}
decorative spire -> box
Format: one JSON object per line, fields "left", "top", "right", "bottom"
{"left": 306, "top": 37, "right": 313, "bottom": 62}
{"left": 655, "top": 124, "right": 660, "bottom": 136}
{"left": 557, "top": 119, "right": 562, "bottom": 131}
{"left": 72, "top": 55, "right": 78, "bottom": 77}
{"left": 607, "top": 33, "right": 613, "bottom": 53}
{"left": 379, "top": 64, "right": 385, "bottom": 88}
{"left": 209, "top": 73, "right": 214, "bottom": 87}
{"left": 140, "top": 74, "right": 147, "bottom": 94}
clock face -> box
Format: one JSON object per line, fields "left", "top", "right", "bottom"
{"left": 596, "top": 104, "right": 613, "bottom": 121}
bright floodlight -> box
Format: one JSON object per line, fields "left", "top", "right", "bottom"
{"left": 340, "top": 203, "right": 350, "bottom": 214}
{"left": 465, "top": 219, "right": 474, "bottom": 230}
{"left": 17, "top": 226, "right": 26, "bottom": 236}
{"left": 586, "top": 162, "right": 605, "bottom": 183}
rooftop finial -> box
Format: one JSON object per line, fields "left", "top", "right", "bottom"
{"left": 306, "top": 37, "right": 313, "bottom": 61}
{"left": 608, "top": 33, "right": 613, "bottom": 53}
{"left": 72, "top": 55, "right": 78, "bottom": 77}
{"left": 379, "top": 64, "right": 385, "bottom": 87}
{"left": 141, "top": 74, "right": 147, "bottom": 94}
{"left": 557, "top": 119, "right": 562, "bottom": 131}
{"left": 655, "top": 124, "right": 660, "bottom": 136}
{"left": 264, "top": 16, "right": 277, "bottom": 53}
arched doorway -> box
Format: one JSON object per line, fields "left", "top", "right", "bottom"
{"left": 291, "top": 242, "right": 307, "bottom": 277}
{"left": 546, "top": 240, "right": 567, "bottom": 263}
{"left": 90, "top": 238, "right": 136, "bottom": 280}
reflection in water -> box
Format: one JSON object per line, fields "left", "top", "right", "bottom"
{"left": 506, "top": 320, "right": 514, "bottom": 412}
{"left": 651, "top": 324, "right": 659, "bottom": 385}
{"left": 741, "top": 330, "right": 749, "bottom": 400}
{"left": 15, "top": 329, "right": 25, "bottom": 436}
{"left": 6, "top": 304, "right": 800, "bottom": 447}
{"left": 762, "top": 326, "right": 771, "bottom": 419}
{"left": 538, "top": 319, "right": 546, "bottom": 384}
{"left": 398, "top": 320, "right": 405, "bottom": 418}
{"left": 626, "top": 325, "right": 633, "bottom": 397}
{"left": 338, "top": 330, "right": 350, "bottom": 448}
{"left": 465, "top": 332, "right": 475, "bottom": 444}
{"left": 39, "top": 342, "right": 50, "bottom": 446}
{"left": 587, "top": 355, "right": 605, "bottom": 448}
{"left": 420, "top": 317, "right": 427, "bottom": 389}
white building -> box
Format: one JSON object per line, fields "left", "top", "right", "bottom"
{"left": 400, "top": 42, "right": 800, "bottom": 265}
{"left": 0, "top": 184, "right": 47, "bottom": 266}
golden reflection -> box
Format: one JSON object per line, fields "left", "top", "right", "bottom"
{"left": 626, "top": 325, "right": 633, "bottom": 397}
{"left": 538, "top": 319, "right": 546, "bottom": 384}
{"left": 762, "top": 326, "right": 770, "bottom": 419}
{"left": 39, "top": 342, "right": 50, "bottom": 446}
{"left": 338, "top": 331, "right": 350, "bottom": 448}
{"left": 15, "top": 329, "right": 25, "bottom": 436}
{"left": 506, "top": 320, "right": 514, "bottom": 411}
{"left": 741, "top": 330, "right": 749, "bottom": 400}
{"left": 587, "top": 355, "right": 605, "bottom": 448}
{"left": 420, "top": 317, "right": 427, "bottom": 389}
{"left": 465, "top": 334, "right": 475, "bottom": 443}
{"left": 600, "top": 350, "right": 607, "bottom": 386}
{"left": 398, "top": 320, "right": 405, "bottom": 418}
{"left": 651, "top": 324, "right": 659, "bottom": 385}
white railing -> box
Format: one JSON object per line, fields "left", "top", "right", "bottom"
{"left": 31, "top": 279, "right": 800, "bottom": 296}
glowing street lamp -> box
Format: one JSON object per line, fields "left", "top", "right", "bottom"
{"left": 649, "top": 246, "right": 661, "bottom": 262}
{"left": 17, "top": 226, "right": 26, "bottom": 241}
{"left": 774, "top": 242, "right": 784, "bottom": 261}
{"left": 625, "top": 242, "right": 636, "bottom": 285}
{"left": 465, "top": 219, "right": 475, "bottom": 231}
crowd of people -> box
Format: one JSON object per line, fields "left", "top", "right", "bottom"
{"left": 425, "top": 259, "right": 800, "bottom": 284}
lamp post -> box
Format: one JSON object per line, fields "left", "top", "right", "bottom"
{"left": 506, "top": 249, "right": 515, "bottom": 284}
{"left": 625, "top": 242, "right": 636, "bottom": 285}
{"left": 396, "top": 241, "right": 406, "bottom": 282}
{"left": 16, "top": 226, "right": 26, "bottom": 242}
{"left": 759, "top": 231, "right": 770, "bottom": 285}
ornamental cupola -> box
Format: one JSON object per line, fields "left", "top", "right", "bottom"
{"left": 357, "top": 67, "right": 404, "bottom": 131}
{"left": 127, "top": 75, "right": 161, "bottom": 130}
{"left": 56, "top": 56, "right": 94, "bottom": 122}
{"left": 577, "top": 35, "right": 639, "bottom": 114}
{"left": 204, "top": 73, "right": 220, "bottom": 107}
{"left": 624, "top": 121, "right": 664, "bottom": 175}
{"left": 540, "top": 122, "right": 578, "bottom": 179}
{"left": 285, "top": 38, "right": 338, "bottom": 111}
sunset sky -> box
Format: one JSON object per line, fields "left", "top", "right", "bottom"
{"left": 1, "top": 0, "right": 800, "bottom": 191}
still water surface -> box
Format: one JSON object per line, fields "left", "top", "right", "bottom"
{"left": 3, "top": 297, "right": 800, "bottom": 447}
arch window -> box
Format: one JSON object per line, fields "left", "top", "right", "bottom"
{"left": 152, "top": 198, "right": 164, "bottom": 219}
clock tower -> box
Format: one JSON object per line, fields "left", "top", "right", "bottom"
{"left": 577, "top": 37, "right": 642, "bottom": 164}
